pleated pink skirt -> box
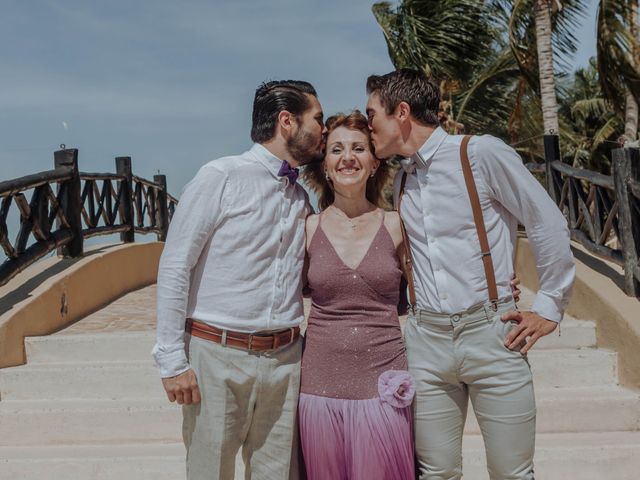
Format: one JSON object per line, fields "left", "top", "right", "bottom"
{"left": 298, "top": 393, "right": 415, "bottom": 480}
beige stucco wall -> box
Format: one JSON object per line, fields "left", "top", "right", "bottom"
{"left": 0, "top": 242, "right": 164, "bottom": 368}
{"left": 516, "top": 237, "right": 640, "bottom": 388}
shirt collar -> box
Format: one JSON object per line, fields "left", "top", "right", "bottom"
{"left": 412, "top": 126, "right": 449, "bottom": 166}
{"left": 251, "top": 143, "right": 288, "bottom": 180}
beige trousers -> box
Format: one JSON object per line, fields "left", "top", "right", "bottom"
{"left": 404, "top": 299, "right": 536, "bottom": 480}
{"left": 182, "top": 334, "right": 302, "bottom": 480}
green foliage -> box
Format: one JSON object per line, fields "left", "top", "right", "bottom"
{"left": 371, "top": 0, "right": 632, "bottom": 174}
{"left": 596, "top": 0, "right": 640, "bottom": 114}
{"left": 559, "top": 58, "right": 622, "bottom": 174}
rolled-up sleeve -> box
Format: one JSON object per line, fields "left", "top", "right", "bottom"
{"left": 474, "top": 136, "right": 575, "bottom": 322}
{"left": 152, "top": 164, "right": 229, "bottom": 377}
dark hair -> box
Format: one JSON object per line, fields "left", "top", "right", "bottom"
{"left": 366, "top": 68, "right": 440, "bottom": 127}
{"left": 302, "top": 110, "right": 392, "bottom": 211}
{"left": 250, "top": 80, "right": 317, "bottom": 143}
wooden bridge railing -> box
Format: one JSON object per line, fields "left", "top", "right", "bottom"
{"left": 526, "top": 135, "right": 640, "bottom": 297}
{"left": 0, "top": 147, "right": 177, "bottom": 287}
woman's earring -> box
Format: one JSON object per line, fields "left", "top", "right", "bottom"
{"left": 370, "top": 170, "right": 376, "bottom": 177}
{"left": 325, "top": 171, "right": 330, "bottom": 180}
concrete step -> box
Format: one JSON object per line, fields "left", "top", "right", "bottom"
{"left": 461, "top": 431, "right": 640, "bottom": 480}
{"left": 25, "top": 332, "right": 156, "bottom": 364}
{"left": 533, "top": 317, "right": 596, "bottom": 349}
{"left": 0, "top": 443, "right": 186, "bottom": 480}
{"left": 0, "top": 362, "right": 165, "bottom": 400}
{"left": 527, "top": 348, "right": 617, "bottom": 388}
{"left": 2, "top": 385, "right": 637, "bottom": 448}
{"left": 3, "top": 432, "right": 640, "bottom": 480}
{"left": 24, "top": 316, "right": 596, "bottom": 365}
{"left": 2, "top": 347, "right": 616, "bottom": 402}
{"left": 0, "top": 399, "right": 181, "bottom": 446}
{"left": 463, "top": 385, "right": 640, "bottom": 434}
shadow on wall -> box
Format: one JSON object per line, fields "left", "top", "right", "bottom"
{"left": 0, "top": 246, "right": 113, "bottom": 318}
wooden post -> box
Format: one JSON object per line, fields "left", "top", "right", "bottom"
{"left": 154, "top": 174, "right": 169, "bottom": 242}
{"left": 543, "top": 134, "right": 561, "bottom": 204}
{"left": 612, "top": 147, "right": 640, "bottom": 296}
{"left": 54, "top": 148, "right": 82, "bottom": 257}
{"left": 115, "top": 157, "right": 135, "bottom": 243}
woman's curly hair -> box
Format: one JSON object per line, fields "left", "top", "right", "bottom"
{"left": 301, "top": 110, "right": 393, "bottom": 211}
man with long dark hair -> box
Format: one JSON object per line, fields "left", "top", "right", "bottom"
{"left": 153, "top": 80, "right": 325, "bottom": 479}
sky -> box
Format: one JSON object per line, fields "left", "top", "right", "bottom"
{"left": 1, "top": 0, "right": 598, "bottom": 199}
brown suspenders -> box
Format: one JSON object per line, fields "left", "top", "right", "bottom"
{"left": 397, "top": 173, "right": 417, "bottom": 309}
{"left": 397, "top": 135, "right": 499, "bottom": 312}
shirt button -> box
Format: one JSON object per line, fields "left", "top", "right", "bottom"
{"left": 440, "top": 293, "right": 448, "bottom": 300}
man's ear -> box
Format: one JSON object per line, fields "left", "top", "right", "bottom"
{"left": 278, "top": 110, "right": 295, "bottom": 135}
{"left": 396, "top": 101, "right": 411, "bottom": 122}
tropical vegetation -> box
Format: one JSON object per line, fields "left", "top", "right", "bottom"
{"left": 371, "top": 0, "right": 640, "bottom": 173}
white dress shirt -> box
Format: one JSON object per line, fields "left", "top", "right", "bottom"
{"left": 153, "top": 143, "right": 309, "bottom": 378}
{"left": 394, "top": 127, "right": 575, "bottom": 322}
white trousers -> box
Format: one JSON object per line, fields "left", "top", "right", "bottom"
{"left": 182, "top": 335, "right": 302, "bottom": 480}
{"left": 405, "top": 299, "right": 536, "bottom": 480}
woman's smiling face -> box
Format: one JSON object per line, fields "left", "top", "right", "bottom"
{"left": 324, "top": 126, "right": 379, "bottom": 191}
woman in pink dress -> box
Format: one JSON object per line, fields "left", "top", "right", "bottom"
{"left": 299, "top": 111, "right": 415, "bottom": 480}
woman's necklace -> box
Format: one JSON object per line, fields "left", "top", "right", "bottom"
{"left": 330, "top": 205, "right": 375, "bottom": 230}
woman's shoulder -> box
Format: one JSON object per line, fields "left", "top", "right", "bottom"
{"left": 382, "top": 210, "right": 403, "bottom": 247}
{"left": 305, "top": 212, "right": 321, "bottom": 240}
{"left": 383, "top": 210, "right": 401, "bottom": 229}
{"left": 306, "top": 212, "right": 320, "bottom": 227}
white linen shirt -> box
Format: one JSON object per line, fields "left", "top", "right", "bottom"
{"left": 153, "top": 143, "right": 309, "bottom": 378}
{"left": 394, "top": 127, "right": 575, "bottom": 322}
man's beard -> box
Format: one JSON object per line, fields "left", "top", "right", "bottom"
{"left": 287, "top": 127, "right": 322, "bottom": 166}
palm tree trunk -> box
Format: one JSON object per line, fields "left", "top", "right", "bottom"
{"left": 535, "top": 0, "right": 560, "bottom": 135}
{"left": 624, "top": 0, "right": 639, "bottom": 142}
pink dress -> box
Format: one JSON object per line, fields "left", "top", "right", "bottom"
{"left": 299, "top": 212, "right": 415, "bottom": 480}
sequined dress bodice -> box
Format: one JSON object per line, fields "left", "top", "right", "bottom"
{"left": 300, "top": 215, "right": 408, "bottom": 400}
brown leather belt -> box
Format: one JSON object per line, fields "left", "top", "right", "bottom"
{"left": 186, "top": 319, "right": 300, "bottom": 352}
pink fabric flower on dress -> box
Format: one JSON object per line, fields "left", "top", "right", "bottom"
{"left": 377, "top": 370, "right": 415, "bottom": 408}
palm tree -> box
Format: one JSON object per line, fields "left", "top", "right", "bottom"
{"left": 625, "top": 0, "right": 639, "bottom": 141}
{"left": 372, "top": 0, "right": 585, "bottom": 147}
{"left": 371, "top": 0, "right": 503, "bottom": 135}
{"left": 596, "top": 0, "right": 640, "bottom": 143}
{"left": 559, "top": 58, "right": 622, "bottom": 173}
{"left": 535, "top": 0, "right": 561, "bottom": 134}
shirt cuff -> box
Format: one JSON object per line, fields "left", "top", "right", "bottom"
{"left": 531, "top": 292, "right": 564, "bottom": 323}
{"left": 151, "top": 345, "right": 190, "bottom": 378}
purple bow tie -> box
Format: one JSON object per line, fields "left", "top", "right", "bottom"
{"left": 277, "top": 160, "right": 299, "bottom": 185}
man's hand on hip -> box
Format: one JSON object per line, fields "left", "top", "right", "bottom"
{"left": 501, "top": 310, "right": 558, "bottom": 354}
{"left": 162, "top": 368, "right": 201, "bottom": 405}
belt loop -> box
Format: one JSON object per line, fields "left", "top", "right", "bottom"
{"left": 272, "top": 333, "right": 277, "bottom": 350}
{"left": 221, "top": 329, "right": 228, "bottom": 347}
{"left": 248, "top": 334, "right": 253, "bottom": 350}
{"left": 484, "top": 301, "right": 498, "bottom": 323}
{"left": 290, "top": 327, "right": 295, "bottom": 344}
